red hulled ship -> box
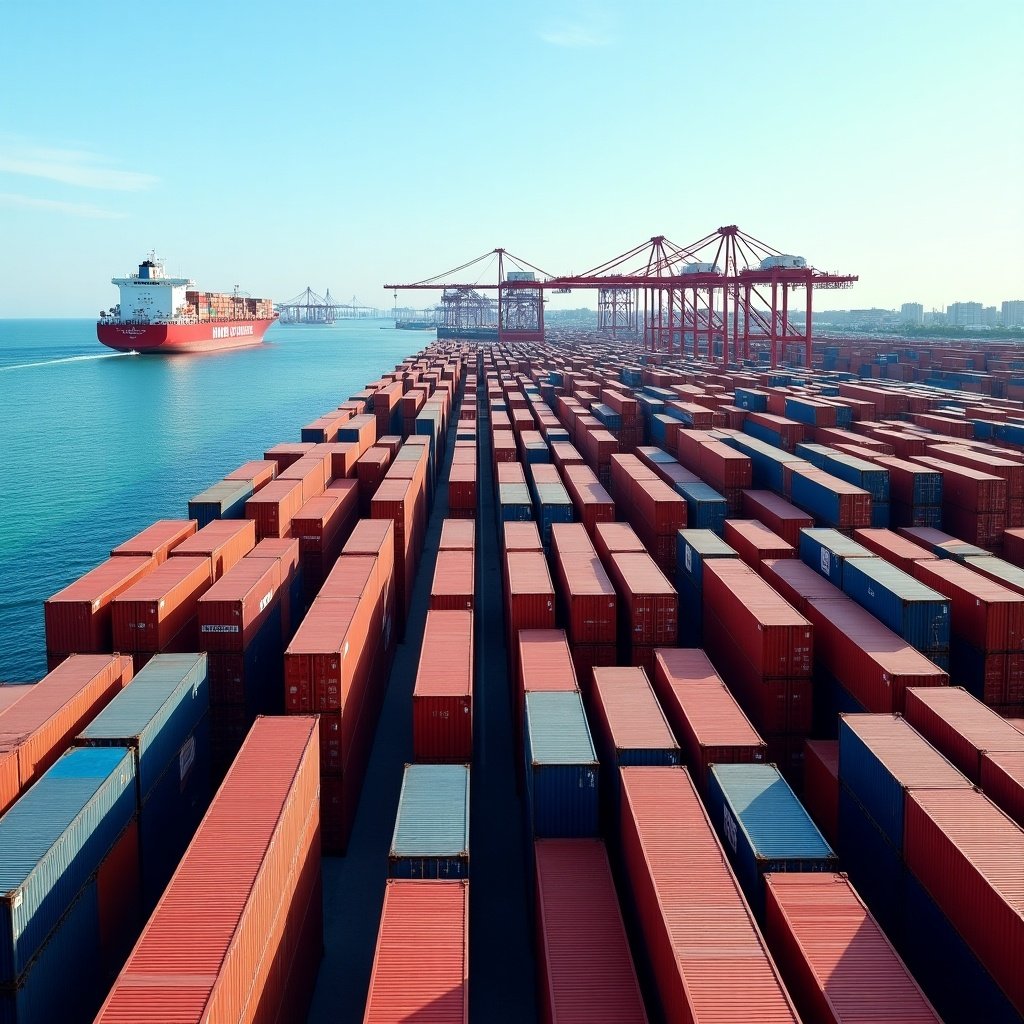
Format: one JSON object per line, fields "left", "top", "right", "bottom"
{"left": 97, "top": 254, "right": 276, "bottom": 354}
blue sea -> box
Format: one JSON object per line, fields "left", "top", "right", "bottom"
{"left": 0, "top": 318, "right": 428, "bottom": 681}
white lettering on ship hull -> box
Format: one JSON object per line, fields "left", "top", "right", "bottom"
{"left": 212, "top": 325, "right": 256, "bottom": 339}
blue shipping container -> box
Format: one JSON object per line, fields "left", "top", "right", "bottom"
{"left": 187, "top": 480, "right": 253, "bottom": 528}
{"left": 841, "top": 557, "right": 950, "bottom": 651}
{"left": 706, "top": 764, "right": 836, "bottom": 918}
{"left": 799, "top": 528, "right": 873, "bottom": 589}
{"left": 675, "top": 482, "right": 727, "bottom": 534}
{"left": 498, "top": 482, "right": 534, "bottom": 522}
{"left": 389, "top": 764, "right": 470, "bottom": 879}
{"left": 0, "top": 747, "right": 135, "bottom": 982}
{"left": 524, "top": 691, "right": 599, "bottom": 838}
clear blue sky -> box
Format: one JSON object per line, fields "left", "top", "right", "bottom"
{"left": 2, "top": 0, "right": 1021, "bottom": 316}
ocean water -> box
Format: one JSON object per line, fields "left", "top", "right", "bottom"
{"left": 0, "top": 318, "right": 428, "bottom": 680}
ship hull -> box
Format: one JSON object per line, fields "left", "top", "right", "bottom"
{"left": 97, "top": 318, "right": 275, "bottom": 354}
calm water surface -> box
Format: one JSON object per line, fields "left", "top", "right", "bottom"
{"left": 0, "top": 318, "right": 428, "bottom": 679}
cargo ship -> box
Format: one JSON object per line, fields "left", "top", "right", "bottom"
{"left": 97, "top": 254, "right": 276, "bottom": 354}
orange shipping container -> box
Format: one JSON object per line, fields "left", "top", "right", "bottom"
{"left": 169, "top": 518, "right": 256, "bottom": 580}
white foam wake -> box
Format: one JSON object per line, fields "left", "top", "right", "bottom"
{"left": 0, "top": 352, "right": 130, "bottom": 372}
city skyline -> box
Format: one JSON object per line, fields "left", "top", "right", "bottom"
{"left": 1, "top": 1, "right": 1021, "bottom": 317}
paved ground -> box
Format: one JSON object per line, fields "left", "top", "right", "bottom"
{"left": 306, "top": 374, "right": 538, "bottom": 1023}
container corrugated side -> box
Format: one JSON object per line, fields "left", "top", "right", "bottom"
{"left": 413, "top": 610, "right": 473, "bottom": 763}
{"left": 764, "top": 872, "right": 942, "bottom": 1024}
{"left": 619, "top": 766, "right": 800, "bottom": 1023}
{"left": 94, "top": 716, "right": 322, "bottom": 1024}
{"left": 534, "top": 839, "right": 648, "bottom": 1023}
{"left": 362, "top": 880, "right": 468, "bottom": 1024}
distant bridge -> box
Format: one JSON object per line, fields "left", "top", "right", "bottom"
{"left": 276, "top": 287, "right": 387, "bottom": 323}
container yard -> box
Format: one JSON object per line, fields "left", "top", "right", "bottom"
{"left": 7, "top": 323, "right": 1024, "bottom": 1024}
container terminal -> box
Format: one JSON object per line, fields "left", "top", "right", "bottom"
{"left": 4, "top": 228, "right": 1024, "bottom": 1024}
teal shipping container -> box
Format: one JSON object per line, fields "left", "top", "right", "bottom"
{"left": 524, "top": 691, "right": 599, "bottom": 838}
{"left": 388, "top": 763, "right": 470, "bottom": 879}
{"left": 187, "top": 480, "right": 253, "bottom": 528}
{"left": 705, "top": 763, "right": 837, "bottom": 918}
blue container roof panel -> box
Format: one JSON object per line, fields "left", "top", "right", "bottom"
{"left": 391, "top": 764, "right": 470, "bottom": 857}
{"left": 526, "top": 692, "right": 598, "bottom": 766}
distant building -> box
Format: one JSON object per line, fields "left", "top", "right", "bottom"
{"left": 924, "top": 309, "right": 947, "bottom": 326}
{"left": 984, "top": 306, "right": 999, "bottom": 327}
{"left": 900, "top": 302, "right": 924, "bottom": 325}
{"left": 1003, "top": 300, "right": 1024, "bottom": 328}
{"left": 947, "top": 302, "right": 984, "bottom": 326}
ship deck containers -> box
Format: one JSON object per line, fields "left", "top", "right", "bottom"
{"left": 111, "top": 556, "right": 213, "bottom": 657}
{"left": 429, "top": 549, "right": 475, "bottom": 612}
{"left": 705, "top": 763, "right": 837, "bottom": 918}
{"left": 533, "top": 839, "right": 648, "bottom": 1024}
{"left": 75, "top": 653, "right": 210, "bottom": 909}
{"left": 44, "top": 555, "right": 155, "bottom": 659}
{"left": 651, "top": 649, "right": 767, "bottom": 794}
{"left": 388, "top": 764, "right": 470, "bottom": 879}
{"left": 524, "top": 691, "right": 599, "bottom": 838}
{"left": 264, "top": 441, "right": 315, "bottom": 471}
{"left": 413, "top": 610, "right": 473, "bottom": 763}
{"left": 841, "top": 557, "right": 950, "bottom": 661}
{"left": 110, "top": 519, "right": 197, "bottom": 563}
{"left": 0, "top": 747, "right": 138, "bottom": 1024}
{"left": 362, "top": 880, "right": 468, "bottom": 1024}
{"left": 168, "top": 518, "right": 256, "bottom": 582}
{"left": 248, "top": 535, "right": 304, "bottom": 642}
{"left": 94, "top": 717, "right": 322, "bottom": 1024}
{"left": 245, "top": 478, "right": 305, "bottom": 540}
{"left": 292, "top": 483, "right": 360, "bottom": 596}
{"left": 223, "top": 459, "right": 276, "bottom": 492}
{"left": 798, "top": 528, "right": 873, "bottom": 588}
{"left": 0, "top": 654, "right": 133, "bottom": 814}
{"left": 187, "top": 479, "right": 253, "bottom": 527}
{"left": 763, "top": 873, "right": 943, "bottom": 1024}
{"left": 618, "top": 766, "right": 801, "bottom": 1023}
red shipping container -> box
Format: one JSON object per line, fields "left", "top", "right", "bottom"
{"left": 619, "top": 766, "right": 800, "bottom": 1023}
{"left": 170, "top": 518, "right": 256, "bottom": 580}
{"left": 504, "top": 550, "right": 557, "bottom": 646}
{"left": 448, "top": 461, "right": 478, "bottom": 515}
{"left": 413, "top": 610, "right": 473, "bottom": 762}
{"left": 606, "top": 551, "right": 677, "bottom": 646}
{"left": 309, "top": 440, "right": 362, "bottom": 480}
{"left": 439, "top": 519, "right": 475, "bottom": 551}
{"left": 904, "top": 686, "right": 1024, "bottom": 784}
{"left": 95, "top": 716, "right": 322, "bottom": 1024}
{"left": 561, "top": 463, "right": 616, "bottom": 537}
{"left": 853, "top": 528, "right": 937, "bottom": 575}
{"left": 552, "top": 548, "right": 617, "bottom": 646}
{"left": 724, "top": 519, "right": 796, "bottom": 572}
{"left": 0, "top": 653, "right": 133, "bottom": 813}
{"left": 741, "top": 490, "right": 814, "bottom": 546}
{"left": 110, "top": 519, "right": 197, "bottom": 563}
{"left": 363, "top": 880, "right": 468, "bottom": 1023}
{"left": 802, "top": 739, "right": 839, "bottom": 848}
{"left": 651, "top": 649, "right": 766, "bottom": 794}
{"left": 764, "top": 873, "right": 942, "bottom": 1024}
{"left": 247, "top": 536, "right": 302, "bottom": 642}
{"left": 914, "top": 455, "right": 1006, "bottom": 513}
{"left": 430, "top": 549, "right": 475, "bottom": 612}
{"left": 927, "top": 444, "right": 1024, "bottom": 499}
{"left": 551, "top": 441, "right": 586, "bottom": 469}
{"left": 909, "top": 559, "right": 1024, "bottom": 652}
{"left": 294, "top": 484, "right": 360, "bottom": 585}
{"left": 589, "top": 667, "right": 679, "bottom": 765}
{"left": 534, "top": 839, "right": 648, "bottom": 1024}
{"left": 979, "top": 750, "right": 1024, "bottom": 828}
{"left": 277, "top": 454, "right": 329, "bottom": 504}
{"left": 593, "top": 522, "right": 644, "bottom": 564}
{"left": 198, "top": 556, "right": 282, "bottom": 654}
{"left": 903, "top": 788, "right": 1024, "bottom": 1017}
{"left": 246, "top": 478, "right": 305, "bottom": 540}
{"left": 224, "top": 459, "right": 277, "bottom": 491}
{"left": 263, "top": 441, "right": 315, "bottom": 470}
{"left": 44, "top": 554, "right": 155, "bottom": 655}
{"left": 356, "top": 447, "right": 392, "bottom": 511}
{"left": 112, "top": 556, "right": 213, "bottom": 652}
{"left": 702, "top": 560, "right": 813, "bottom": 678}
{"left": 0, "top": 685, "right": 32, "bottom": 714}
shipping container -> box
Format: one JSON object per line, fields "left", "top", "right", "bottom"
{"left": 651, "top": 649, "right": 766, "bottom": 793}
{"left": 0, "top": 654, "right": 133, "bottom": 814}
{"left": 853, "top": 527, "right": 937, "bottom": 574}
{"left": 763, "top": 873, "right": 942, "bottom": 1024}
{"left": 724, "top": 519, "right": 795, "bottom": 571}
{"left": 524, "top": 691, "right": 599, "bottom": 838}
{"left": 95, "top": 716, "right": 322, "bottom": 1024}
{"left": 429, "top": 549, "right": 475, "bottom": 612}
{"left": 802, "top": 739, "right": 839, "bottom": 847}
{"left": 362, "top": 881, "right": 468, "bottom": 1024}
{"left": 389, "top": 763, "right": 470, "bottom": 879}
{"left": 605, "top": 550, "right": 677, "bottom": 648}
{"left": 110, "top": 520, "right": 197, "bottom": 563}
{"left": 798, "top": 528, "right": 873, "bottom": 589}
{"left": 413, "top": 610, "right": 473, "bottom": 763}
{"left": 705, "top": 763, "right": 837, "bottom": 917}
{"left": 245, "top": 478, "right": 305, "bottom": 540}
{"left": 618, "top": 766, "right": 800, "bottom": 1023}
{"left": 534, "top": 839, "right": 648, "bottom": 1024}
{"left": 187, "top": 479, "right": 253, "bottom": 527}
